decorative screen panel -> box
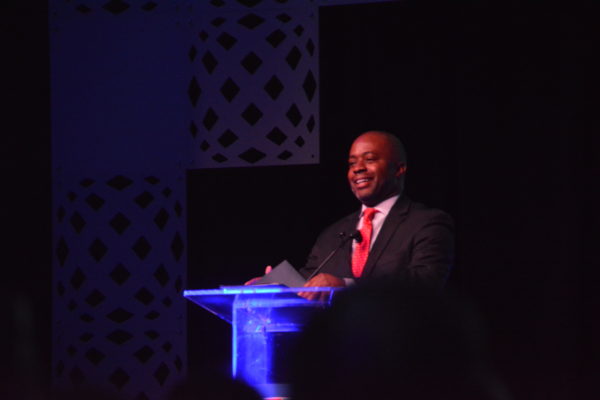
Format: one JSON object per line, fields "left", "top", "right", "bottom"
{"left": 190, "top": 2, "right": 319, "bottom": 167}
{"left": 53, "top": 174, "right": 186, "bottom": 399}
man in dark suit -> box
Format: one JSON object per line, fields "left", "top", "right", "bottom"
{"left": 299, "top": 131, "right": 454, "bottom": 298}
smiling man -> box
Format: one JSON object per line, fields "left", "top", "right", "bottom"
{"left": 299, "top": 131, "right": 454, "bottom": 294}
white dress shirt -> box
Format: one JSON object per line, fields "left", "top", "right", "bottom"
{"left": 354, "top": 194, "right": 400, "bottom": 251}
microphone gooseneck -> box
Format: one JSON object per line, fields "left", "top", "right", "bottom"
{"left": 306, "top": 231, "right": 361, "bottom": 281}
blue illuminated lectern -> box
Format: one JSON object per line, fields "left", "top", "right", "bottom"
{"left": 184, "top": 286, "right": 340, "bottom": 399}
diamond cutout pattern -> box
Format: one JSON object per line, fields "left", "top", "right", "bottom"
{"left": 154, "top": 208, "right": 169, "bottom": 231}
{"left": 109, "top": 368, "right": 130, "bottom": 390}
{"left": 278, "top": 150, "right": 292, "bottom": 160}
{"left": 189, "top": 121, "right": 198, "bottom": 138}
{"left": 85, "top": 290, "right": 106, "bottom": 307}
{"left": 107, "top": 175, "right": 133, "bottom": 191}
{"left": 110, "top": 263, "right": 131, "bottom": 285}
{"left": 107, "top": 329, "right": 133, "bottom": 345}
{"left": 286, "top": 104, "right": 303, "bottom": 127}
{"left": 266, "top": 127, "right": 287, "bottom": 145}
{"left": 85, "top": 193, "right": 105, "bottom": 211}
{"left": 306, "top": 38, "right": 315, "bottom": 56}
{"left": 286, "top": 46, "right": 302, "bottom": 70}
{"left": 238, "top": 13, "right": 264, "bottom": 30}
{"left": 57, "top": 237, "right": 69, "bottom": 266}
{"left": 134, "top": 346, "right": 155, "bottom": 364}
{"left": 145, "top": 330, "right": 159, "bottom": 340}
{"left": 188, "top": 46, "right": 197, "bottom": 61}
{"left": 109, "top": 212, "right": 131, "bottom": 235}
{"left": 135, "top": 288, "right": 155, "bottom": 305}
{"left": 89, "top": 238, "right": 108, "bottom": 262}
{"left": 145, "top": 310, "right": 160, "bottom": 320}
{"left": 80, "top": 178, "right": 94, "bottom": 188}
{"left": 276, "top": 13, "right": 291, "bottom": 23}
{"left": 80, "top": 313, "right": 94, "bottom": 322}
{"left": 107, "top": 308, "right": 133, "bottom": 323}
{"left": 141, "top": 2, "right": 157, "bottom": 11}
{"left": 154, "top": 363, "right": 170, "bottom": 386}
{"left": 307, "top": 115, "right": 315, "bottom": 132}
{"left": 303, "top": 70, "right": 317, "bottom": 101}
{"left": 203, "top": 108, "right": 219, "bottom": 130}
{"left": 212, "top": 153, "right": 227, "bottom": 163}
{"left": 220, "top": 79, "right": 240, "bottom": 103}
{"left": 134, "top": 191, "right": 154, "bottom": 209}
{"left": 80, "top": 333, "right": 93, "bottom": 342}
{"left": 85, "top": 348, "right": 106, "bottom": 366}
{"left": 132, "top": 236, "right": 151, "bottom": 260}
{"left": 188, "top": 77, "right": 201, "bottom": 107}
{"left": 239, "top": 148, "right": 266, "bottom": 164}
{"left": 218, "top": 129, "right": 238, "bottom": 148}
{"left": 241, "top": 52, "right": 262, "bottom": 74}
{"left": 70, "top": 268, "right": 86, "bottom": 289}
{"left": 145, "top": 176, "right": 159, "bottom": 185}
{"left": 266, "top": 29, "right": 286, "bottom": 48}
{"left": 103, "top": 0, "right": 130, "bottom": 15}
{"left": 217, "top": 32, "right": 237, "bottom": 50}
{"left": 211, "top": 17, "right": 225, "bottom": 28}
{"left": 76, "top": 5, "right": 92, "bottom": 14}
{"left": 241, "top": 103, "right": 263, "bottom": 126}
{"left": 154, "top": 265, "right": 169, "bottom": 287}
{"left": 202, "top": 51, "right": 218, "bottom": 74}
{"left": 264, "top": 75, "right": 284, "bottom": 100}
{"left": 237, "top": 0, "right": 261, "bottom": 7}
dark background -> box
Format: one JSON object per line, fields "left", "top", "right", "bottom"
{"left": 4, "top": 1, "right": 598, "bottom": 399}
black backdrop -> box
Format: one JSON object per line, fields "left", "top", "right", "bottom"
{"left": 4, "top": 1, "right": 598, "bottom": 400}
{"left": 187, "top": 2, "right": 598, "bottom": 399}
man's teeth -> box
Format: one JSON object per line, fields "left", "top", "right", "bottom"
{"left": 356, "top": 178, "right": 370, "bottom": 184}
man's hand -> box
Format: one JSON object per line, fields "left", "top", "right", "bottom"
{"left": 244, "top": 266, "right": 273, "bottom": 285}
{"left": 299, "top": 273, "right": 345, "bottom": 301}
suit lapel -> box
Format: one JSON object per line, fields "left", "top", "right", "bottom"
{"left": 361, "top": 196, "right": 411, "bottom": 278}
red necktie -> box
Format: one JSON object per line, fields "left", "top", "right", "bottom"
{"left": 351, "top": 208, "right": 378, "bottom": 278}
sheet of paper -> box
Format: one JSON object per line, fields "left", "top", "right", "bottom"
{"left": 253, "top": 259, "right": 306, "bottom": 288}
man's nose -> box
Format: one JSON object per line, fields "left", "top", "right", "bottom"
{"left": 352, "top": 161, "right": 366, "bottom": 173}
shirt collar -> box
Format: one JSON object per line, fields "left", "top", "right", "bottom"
{"left": 360, "top": 195, "right": 400, "bottom": 218}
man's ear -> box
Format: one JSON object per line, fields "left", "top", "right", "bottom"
{"left": 395, "top": 163, "right": 407, "bottom": 177}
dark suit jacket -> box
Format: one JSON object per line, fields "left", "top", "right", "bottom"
{"left": 299, "top": 196, "right": 454, "bottom": 287}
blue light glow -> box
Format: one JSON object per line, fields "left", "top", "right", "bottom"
{"left": 184, "top": 285, "right": 341, "bottom": 398}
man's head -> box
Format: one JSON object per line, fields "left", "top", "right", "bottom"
{"left": 347, "top": 131, "right": 407, "bottom": 206}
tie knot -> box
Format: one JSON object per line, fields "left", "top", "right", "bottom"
{"left": 363, "top": 207, "right": 378, "bottom": 221}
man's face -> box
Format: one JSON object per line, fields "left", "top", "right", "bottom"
{"left": 347, "top": 133, "right": 406, "bottom": 206}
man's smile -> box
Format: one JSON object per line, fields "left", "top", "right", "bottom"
{"left": 353, "top": 177, "right": 373, "bottom": 188}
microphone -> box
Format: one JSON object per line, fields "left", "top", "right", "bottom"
{"left": 306, "top": 231, "right": 362, "bottom": 281}
{"left": 349, "top": 230, "right": 362, "bottom": 243}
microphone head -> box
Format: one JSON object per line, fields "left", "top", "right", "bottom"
{"left": 351, "top": 230, "right": 363, "bottom": 243}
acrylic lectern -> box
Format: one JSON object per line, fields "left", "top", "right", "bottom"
{"left": 184, "top": 286, "right": 340, "bottom": 399}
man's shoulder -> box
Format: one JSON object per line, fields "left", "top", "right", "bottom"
{"left": 402, "top": 198, "right": 454, "bottom": 227}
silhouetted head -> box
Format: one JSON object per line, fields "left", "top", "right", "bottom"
{"left": 290, "top": 279, "right": 510, "bottom": 400}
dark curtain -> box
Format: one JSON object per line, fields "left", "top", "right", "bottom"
{"left": 189, "top": 2, "right": 597, "bottom": 399}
